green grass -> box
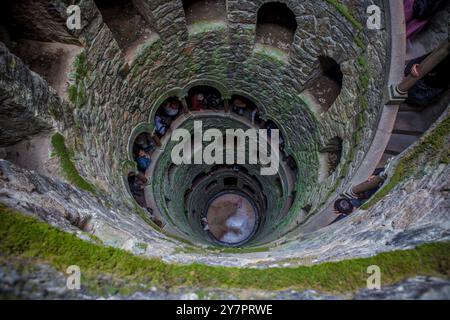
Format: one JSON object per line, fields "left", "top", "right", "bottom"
{"left": 1, "top": 205, "right": 449, "bottom": 295}
{"left": 362, "top": 116, "right": 450, "bottom": 209}
{"left": 51, "top": 133, "right": 95, "bottom": 193}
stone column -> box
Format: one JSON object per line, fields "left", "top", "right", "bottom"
{"left": 181, "top": 97, "right": 189, "bottom": 114}
{"left": 153, "top": 134, "right": 162, "bottom": 147}
{"left": 224, "top": 99, "right": 230, "bottom": 113}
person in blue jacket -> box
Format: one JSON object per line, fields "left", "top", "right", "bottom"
{"left": 136, "top": 150, "right": 151, "bottom": 173}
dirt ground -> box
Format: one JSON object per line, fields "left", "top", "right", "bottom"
{"left": 206, "top": 194, "right": 256, "bottom": 244}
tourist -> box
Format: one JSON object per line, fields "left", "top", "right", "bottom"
{"left": 163, "top": 99, "right": 181, "bottom": 118}
{"left": 251, "top": 108, "right": 259, "bottom": 125}
{"left": 201, "top": 217, "right": 210, "bottom": 231}
{"left": 405, "top": 53, "right": 450, "bottom": 108}
{"left": 404, "top": 0, "right": 447, "bottom": 40}
{"left": 204, "top": 93, "right": 222, "bottom": 110}
{"left": 330, "top": 168, "right": 387, "bottom": 224}
{"left": 191, "top": 93, "right": 205, "bottom": 111}
{"left": 232, "top": 97, "right": 247, "bottom": 116}
{"left": 266, "top": 121, "right": 276, "bottom": 138}
{"left": 128, "top": 172, "right": 147, "bottom": 207}
{"left": 136, "top": 149, "right": 151, "bottom": 173}
{"left": 344, "top": 168, "right": 387, "bottom": 201}
{"left": 134, "top": 133, "right": 156, "bottom": 155}
{"left": 155, "top": 114, "right": 169, "bottom": 136}
{"left": 279, "top": 134, "right": 285, "bottom": 150}
{"left": 331, "top": 198, "right": 356, "bottom": 224}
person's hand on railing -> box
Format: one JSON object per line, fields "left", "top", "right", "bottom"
{"left": 411, "top": 64, "right": 421, "bottom": 77}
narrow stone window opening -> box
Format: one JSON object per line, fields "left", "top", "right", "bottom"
{"left": 256, "top": 2, "right": 297, "bottom": 52}
{"left": 320, "top": 137, "right": 343, "bottom": 176}
{"left": 305, "top": 56, "right": 343, "bottom": 113}
{"left": 94, "top": 0, "right": 158, "bottom": 63}
{"left": 193, "top": 172, "right": 208, "bottom": 186}
{"left": 224, "top": 177, "right": 238, "bottom": 187}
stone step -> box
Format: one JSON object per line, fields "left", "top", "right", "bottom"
{"left": 393, "top": 111, "right": 428, "bottom": 134}
{"left": 385, "top": 133, "right": 419, "bottom": 155}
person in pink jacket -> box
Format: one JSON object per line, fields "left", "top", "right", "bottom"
{"left": 404, "top": 0, "right": 448, "bottom": 40}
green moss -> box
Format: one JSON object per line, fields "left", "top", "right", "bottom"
{"left": 188, "top": 21, "right": 227, "bottom": 36}
{"left": 253, "top": 43, "right": 289, "bottom": 64}
{"left": 51, "top": 133, "right": 95, "bottom": 193}
{"left": 67, "top": 51, "right": 89, "bottom": 108}
{"left": 362, "top": 116, "right": 450, "bottom": 209}
{"left": 354, "top": 36, "right": 365, "bottom": 49}
{"left": 325, "top": 0, "right": 364, "bottom": 30}
{"left": 83, "top": 232, "right": 103, "bottom": 245}
{"left": 1, "top": 205, "right": 449, "bottom": 294}
{"left": 9, "top": 56, "right": 17, "bottom": 69}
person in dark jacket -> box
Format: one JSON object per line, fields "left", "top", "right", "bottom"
{"left": 128, "top": 172, "right": 147, "bottom": 207}
{"left": 134, "top": 133, "right": 156, "bottom": 155}
{"left": 405, "top": 53, "right": 450, "bottom": 108}
{"left": 330, "top": 168, "right": 387, "bottom": 225}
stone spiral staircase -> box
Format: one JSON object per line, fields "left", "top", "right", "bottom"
{"left": 0, "top": 0, "right": 449, "bottom": 299}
